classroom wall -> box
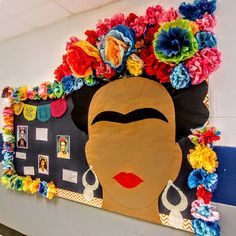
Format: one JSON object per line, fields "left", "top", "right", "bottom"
{"left": 0, "top": 0, "right": 236, "bottom": 235}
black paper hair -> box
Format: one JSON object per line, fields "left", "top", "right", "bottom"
{"left": 71, "top": 80, "right": 209, "bottom": 142}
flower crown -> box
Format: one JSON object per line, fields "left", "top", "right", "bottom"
{"left": 53, "top": 0, "right": 220, "bottom": 90}
{"left": 2, "top": 0, "right": 221, "bottom": 103}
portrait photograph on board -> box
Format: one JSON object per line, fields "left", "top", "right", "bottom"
{"left": 38, "top": 154, "right": 49, "bottom": 175}
{"left": 16, "top": 125, "right": 28, "bottom": 149}
{"left": 57, "top": 135, "right": 70, "bottom": 159}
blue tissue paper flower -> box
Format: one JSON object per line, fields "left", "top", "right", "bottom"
{"left": 179, "top": 0, "right": 217, "bottom": 21}
{"left": 188, "top": 169, "right": 218, "bottom": 192}
{"left": 47, "top": 84, "right": 53, "bottom": 95}
{"left": 12, "top": 88, "right": 20, "bottom": 102}
{"left": 2, "top": 150, "right": 14, "bottom": 161}
{"left": 2, "top": 159, "right": 14, "bottom": 170}
{"left": 193, "top": 219, "right": 220, "bottom": 236}
{"left": 61, "top": 75, "right": 75, "bottom": 94}
{"left": 9, "top": 175, "right": 17, "bottom": 189}
{"left": 196, "top": 32, "right": 217, "bottom": 50}
{"left": 74, "top": 78, "right": 84, "bottom": 91}
{"left": 39, "top": 181, "right": 48, "bottom": 197}
{"left": 170, "top": 63, "right": 191, "bottom": 89}
{"left": 196, "top": 0, "right": 217, "bottom": 15}
{"left": 197, "top": 205, "right": 212, "bottom": 218}
{"left": 155, "top": 27, "right": 190, "bottom": 58}
{"left": 15, "top": 178, "right": 23, "bottom": 191}
{"left": 100, "top": 24, "right": 136, "bottom": 73}
{"left": 179, "top": 2, "right": 202, "bottom": 21}
{"left": 204, "top": 172, "right": 218, "bottom": 192}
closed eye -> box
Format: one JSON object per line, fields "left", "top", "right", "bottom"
{"left": 91, "top": 108, "right": 168, "bottom": 125}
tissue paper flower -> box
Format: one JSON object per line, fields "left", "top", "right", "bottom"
{"left": 126, "top": 54, "right": 144, "bottom": 76}
{"left": 196, "top": 186, "right": 213, "bottom": 204}
{"left": 186, "top": 48, "right": 221, "bottom": 85}
{"left": 196, "top": 13, "right": 217, "bottom": 32}
{"left": 192, "top": 219, "right": 220, "bottom": 236}
{"left": 179, "top": 0, "right": 217, "bottom": 21}
{"left": 170, "top": 63, "right": 191, "bottom": 89}
{"left": 188, "top": 169, "right": 218, "bottom": 192}
{"left": 188, "top": 145, "right": 218, "bottom": 173}
{"left": 196, "top": 31, "right": 217, "bottom": 50}
{"left": 100, "top": 24, "right": 136, "bottom": 73}
{"left": 153, "top": 19, "right": 198, "bottom": 64}
{"left": 191, "top": 199, "right": 220, "bottom": 222}
{"left": 67, "top": 40, "right": 102, "bottom": 78}
{"left": 61, "top": 75, "right": 75, "bottom": 94}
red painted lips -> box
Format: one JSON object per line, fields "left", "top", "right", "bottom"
{"left": 113, "top": 172, "right": 144, "bottom": 189}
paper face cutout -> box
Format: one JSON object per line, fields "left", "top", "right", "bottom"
{"left": 85, "top": 77, "right": 182, "bottom": 223}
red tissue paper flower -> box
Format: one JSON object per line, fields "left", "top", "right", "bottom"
{"left": 143, "top": 25, "right": 159, "bottom": 45}
{"left": 54, "top": 55, "right": 72, "bottom": 82}
{"left": 96, "top": 13, "right": 125, "bottom": 37}
{"left": 196, "top": 186, "right": 212, "bottom": 204}
{"left": 85, "top": 30, "right": 99, "bottom": 46}
{"left": 125, "top": 13, "right": 147, "bottom": 38}
{"left": 67, "top": 43, "right": 101, "bottom": 78}
{"left": 145, "top": 5, "right": 164, "bottom": 25}
{"left": 96, "top": 62, "right": 116, "bottom": 80}
{"left": 65, "top": 36, "right": 79, "bottom": 50}
{"left": 201, "top": 130, "right": 220, "bottom": 145}
{"left": 140, "top": 46, "right": 173, "bottom": 83}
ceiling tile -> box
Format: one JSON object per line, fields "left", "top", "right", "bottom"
{"left": 0, "top": 11, "right": 11, "bottom": 23}
{"left": 16, "top": 1, "right": 71, "bottom": 28}
{"left": 0, "top": 18, "right": 32, "bottom": 40}
{"left": 55, "top": 0, "right": 116, "bottom": 14}
{"left": 0, "top": 0, "right": 50, "bottom": 16}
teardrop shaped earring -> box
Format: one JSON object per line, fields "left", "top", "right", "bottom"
{"left": 82, "top": 166, "right": 99, "bottom": 201}
{"left": 161, "top": 180, "right": 188, "bottom": 229}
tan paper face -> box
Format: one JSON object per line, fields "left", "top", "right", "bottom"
{"left": 86, "top": 77, "right": 182, "bottom": 210}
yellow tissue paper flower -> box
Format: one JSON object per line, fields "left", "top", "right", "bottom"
{"left": 18, "top": 86, "right": 28, "bottom": 101}
{"left": 126, "top": 54, "right": 144, "bottom": 76}
{"left": 188, "top": 145, "right": 218, "bottom": 173}
{"left": 23, "top": 176, "right": 33, "bottom": 192}
{"left": 47, "top": 182, "right": 57, "bottom": 200}
{"left": 1, "top": 175, "right": 9, "bottom": 186}
{"left": 29, "top": 178, "right": 40, "bottom": 194}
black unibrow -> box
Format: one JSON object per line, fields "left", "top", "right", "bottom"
{"left": 91, "top": 108, "right": 168, "bottom": 125}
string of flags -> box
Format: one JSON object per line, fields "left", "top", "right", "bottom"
{"left": 13, "top": 98, "right": 67, "bottom": 122}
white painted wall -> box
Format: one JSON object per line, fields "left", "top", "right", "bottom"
{"left": 0, "top": 0, "right": 235, "bottom": 235}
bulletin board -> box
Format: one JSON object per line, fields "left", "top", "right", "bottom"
{"left": 1, "top": 1, "right": 222, "bottom": 235}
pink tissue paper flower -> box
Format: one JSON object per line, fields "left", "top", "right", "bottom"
{"left": 125, "top": 13, "right": 147, "bottom": 37}
{"left": 186, "top": 48, "right": 221, "bottom": 85}
{"left": 145, "top": 5, "right": 164, "bottom": 25}
{"left": 96, "top": 13, "right": 125, "bottom": 37}
{"left": 158, "top": 7, "right": 178, "bottom": 25}
{"left": 191, "top": 199, "right": 220, "bottom": 222}
{"left": 196, "top": 13, "right": 217, "bottom": 32}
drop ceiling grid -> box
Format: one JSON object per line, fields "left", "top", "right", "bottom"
{"left": 0, "top": 0, "right": 116, "bottom": 42}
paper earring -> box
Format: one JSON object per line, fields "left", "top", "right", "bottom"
{"left": 82, "top": 166, "right": 99, "bottom": 201}
{"left": 161, "top": 180, "right": 188, "bottom": 229}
